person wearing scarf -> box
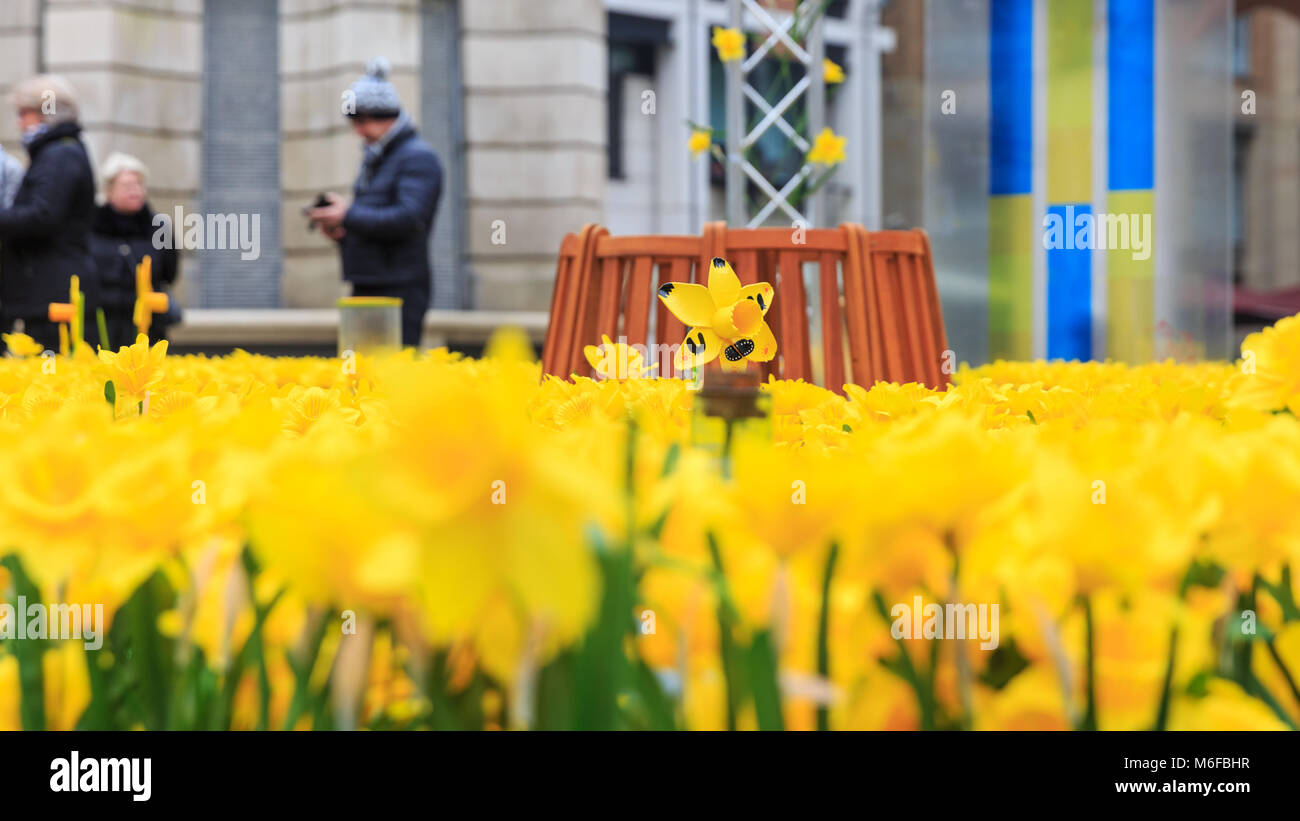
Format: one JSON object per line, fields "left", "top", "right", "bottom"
{"left": 308, "top": 57, "right": 443, "bottom": 348}
{"left": 88, "top": 152, "right": 181, "bottom": 349}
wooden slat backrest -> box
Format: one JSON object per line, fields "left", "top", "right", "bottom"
{"left": 841, "top": 223, "right": 879, "bottom": 387}
{"left": 818, "top": 250, "right": 846, "bottom": 392}
{"left": 542, "top": 223, "right": 949, "bottom": 390}
{"left": 552, "top": 232, "right": 704, "bottom": 378}
{"left": 720, "top": 226, "right": 848, "bottom": 384}
{"left": 857, "top": 229, "right": 951, "bottom": 388}
{"left": 542, "top": 224, "right": 597, "bottom": 377}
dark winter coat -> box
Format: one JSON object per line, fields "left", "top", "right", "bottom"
{"left": 0, "top": 121, "right": 96, "bottom": 319}
{"left": 88, "top": 203, "right": 181, "bottom": 347}
{"left": 341, "top": 120, "right": 443, "bottom": 287}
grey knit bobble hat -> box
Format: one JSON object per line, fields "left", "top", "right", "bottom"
{"left": 347, "top": 57, "right": 402, "bottom": 119}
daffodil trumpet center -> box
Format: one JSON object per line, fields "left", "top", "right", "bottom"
{"left": 712, "top": 300, "right": 762, "bottom": 339}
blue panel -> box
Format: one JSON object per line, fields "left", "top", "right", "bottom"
{"left": 990, "top": 0, "right": 1034, "bottom": 195}
{"left": 1046, "top": 203, "right": 1093, "bottom": 360}
{"left": 1107, "top": 0, "right": 1154, "bottom": 190}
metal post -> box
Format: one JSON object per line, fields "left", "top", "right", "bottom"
{"left": 806, "top": 12, "right": 826, "bottom": 227}
{"left": 861, "top": 0, "right": 883, "bottom": 229}
{"left": 725, "top": 0, "right": 745, "bottom": 226}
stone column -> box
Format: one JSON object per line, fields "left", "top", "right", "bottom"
{"left": 1241, "top": 9, "right": 1300, "bottom": 292}
{"left": 461, "top": 0, "right": 607, "bottom": 311}
{"left": 41, "top": 0, "right": 203, "bottom": 306}
{"left": 280, "top": 0, "right": 422, "bottom": 307}
{"left": 0, "top": 1, "right": 41, "bottom": 155}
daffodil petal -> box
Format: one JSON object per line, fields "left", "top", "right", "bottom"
{"left": 656, "top": 282, "right": 715, "bottom": 327}
{"left": 750, "top": 321, "right": 777, "bottom": 362}
{"left": 707, "top": 258, "right": 741, "bottom": 306}
{"left": 673, "top": 327, "right": 721, "bottom": 371}
{"left": 739, "top": 282, "right": 775, "bottom": 315}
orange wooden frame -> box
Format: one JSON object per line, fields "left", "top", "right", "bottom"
{"left": 541, "top": 222, "right": 951, "bottom": 391}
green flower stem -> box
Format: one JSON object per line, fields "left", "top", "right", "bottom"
{"left": 96, "top": 308, "right": 110, "bottom": 351}
{"left": 283, "top": 607, "right": 334, "bottom": 730}
{"left": 708, "top": 532, "right": 743, "bottom": 731}
{"left": 1079, "top": 593, "right": 1097, "bottom": 731}
{"left": 2, "top": 556, "right": 45, "bottom": 730}
{"left": 815, "top": 541, "right": 839, "bottom": 730}
{"left": 872, "top": 589, "right": 935, "bottom": 730}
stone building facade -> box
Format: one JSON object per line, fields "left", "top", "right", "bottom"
{"left": 7, "top": 0, "right": 1284, "bottom": 346}
{"left": 1235, "top": 4, "right": 1300, "bottom": 293}
{"left": 0, "top": 0, "right": 606, "bottom": 324}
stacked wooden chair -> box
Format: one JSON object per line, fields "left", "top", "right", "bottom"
{"left": 542, "top": 222, "right": 950, "bottom": 392}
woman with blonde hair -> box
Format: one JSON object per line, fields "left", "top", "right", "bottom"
{"left": 0, "top": 74, "right": 95, "bottom": 352}
{"left": 89, "top": 152, "right": 180, "bottom": 347}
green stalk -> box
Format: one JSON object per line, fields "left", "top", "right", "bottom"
{"left": 573, "top": 419, "right": 638, "bottom": 730}
{"left": 815, "top": 541, "right": 839, "bottom": 730}
{"left": 126, "top": 577, "right": 168, "bottom": 730}
{"left": 282, "top": 608, "right": 335, "bottom": 730}
{"left": 1229, "top": 583, "right": 1256, "bottom": 688}
{"left": 708, "top": 532, "right": 743, "bottom": 731}
{"left": 1079, "top": 594, "right": 1097, "bottom": 731}
{"left": 872, "top": 589, "right": 935, "bottom": 730}
{"left": 1263, "top": 639, "right": 1300, "bottom": 714}
{"left": 748, "top": 630, "right": 784, "bottom": 730}
{"left": 721, "top": 419, "right": 736, "bottom": 479}
{"left": 96, "top": 308, "right": 110, "bottom": 351}
{"left": 2, "top": 556, "right": 46, "bottom": 729}
{"left": 1153, "top": 626, "right": 1178, "bottom": 731}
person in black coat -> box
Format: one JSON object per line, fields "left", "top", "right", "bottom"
{"left": 88, "top": 152, "right": 180, "bottom": 349}
{"left": 0, "top": 75, "right": 95, "bottom": 352}
{"left": 308, "top": 57, "right": 442, "bottom": 348}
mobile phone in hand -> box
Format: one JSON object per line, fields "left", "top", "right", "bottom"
{"left": 304, "top": 193, "right": 333, "bottom": 230}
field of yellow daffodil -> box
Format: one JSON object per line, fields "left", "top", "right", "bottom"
{"left": 1, "top": 314, "right": 1299, "bottom": 732}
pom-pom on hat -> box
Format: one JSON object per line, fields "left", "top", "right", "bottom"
{"left": 347, "top": 57, "right": 402, "bottom": 119}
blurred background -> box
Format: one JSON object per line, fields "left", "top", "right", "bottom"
{"left": 0, "top": 0, "right": 1293, "bottom": 360}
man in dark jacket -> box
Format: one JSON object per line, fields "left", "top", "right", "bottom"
{"left": 0, "top": 75, "right": 96, "bottom": 352}
{"left": 309, "top": 57, "right": 443, "bottom": 348}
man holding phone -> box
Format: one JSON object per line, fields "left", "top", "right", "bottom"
{"left": 308, "top": 57, "right": 443, "bottom": 348}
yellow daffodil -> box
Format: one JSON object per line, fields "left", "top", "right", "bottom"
{"left": 688, "top": 128, "right": 712, "bottom": 157}
{"left": 97, "top": 333, "right": 168, "bottom": 398}
{"left": 1231, "top": 312, "right": 1300, "bottom": 414}
{"left": 3, "top": 332, "right": 45, "bottom": 357}
{"left": 711, "top": 26, "right": 745, "bottom": 62}
{"left": 823, "top": 58, "right": 845, "bottom": 84}
{"left": 806, "top": 126, "right": 847, "bottom": 166}
{"left": 657, "top": 256, "right": 777, "bottom": 374}
{"left": 1168, "top": 679, "right": 1290, "bottom": 731}
{"left": 583, "top": 334, "right": 656, "bottom": 379}
{"left": 0, "top": 308, "right": 1298, "bottom": 731}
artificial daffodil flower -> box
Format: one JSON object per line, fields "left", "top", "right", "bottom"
{"left": 657, "top": 257, "right": 777, "bottom": 374}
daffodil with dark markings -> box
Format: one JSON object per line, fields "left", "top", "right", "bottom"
{"left": 657, "top": 257, "right": 777, "bottom": 374}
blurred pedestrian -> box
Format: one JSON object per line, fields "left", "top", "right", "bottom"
{"left": 0, "top": 75, "right": 95, "bottom": 352}
{"left": 0, "top": 143, "right": 21, "bottom": 208}
{"left": 88, "top": 152, "right": 180, "bottom": 349}
{"left": 309, "top": 57, "right": 442, "bottom": 348}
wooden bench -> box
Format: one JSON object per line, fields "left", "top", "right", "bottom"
{"left": 542, "top": 222, "right": 950, "bottom": 391}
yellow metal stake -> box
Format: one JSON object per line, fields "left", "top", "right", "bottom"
{"left": 47, "top": 275, "right": 84, "bottom": 354}
{"left": 133, "top": 256, "right": 169, "bottom": 337}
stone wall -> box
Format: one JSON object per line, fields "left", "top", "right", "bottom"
{"left": 0, "top": 1, "right": 40, "bottom": 155}
{"left": 1239, "top": 8, "right": 1300, "bottom": 292}
{"left": 280, "top": 0, "right": 422, "bottom": 308}
{"left": 4, "top": 0, "right": 203, "bottom": 305}
{"left": 460, "top": 0, "right": 606, "bottom": 311}
{"left": 0, "top": 0, "right": 610, "bottom": 315}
